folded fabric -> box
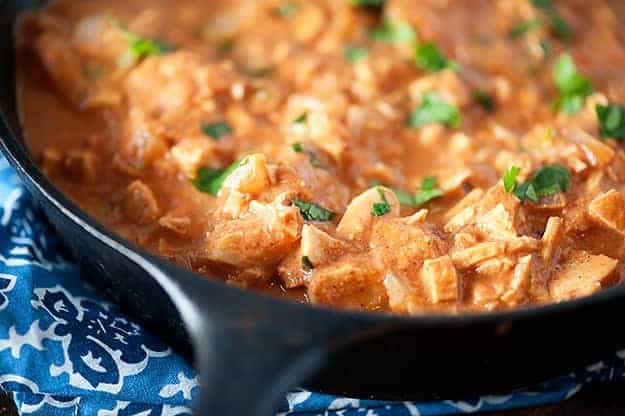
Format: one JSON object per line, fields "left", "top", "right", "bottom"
{"left": 0, "top": 155, "right": 623, "bottom": 416}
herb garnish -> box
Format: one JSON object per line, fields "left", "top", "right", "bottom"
{"left": 345, "top": 46, "right": 369, "bottom": 63}
{"left": 414, "top": 176, "right": 444, "bottom": 206}
{"left": 508, "top": 18, "right": 542, "bottom": 39}
{"left": 349, "top": 0, "right": 385, "bottom": 6}
{"left": 371, "top": 187, "right": 392, "bottom": 216}
{"left": 506, "top": 164, "right": 571, "bottom": 203}
{"left": 369, "top": 20, "right": 417, "bottom": 44}
{"left": 292, "top": 199, "right": 335, "bottom": 222}
{"left": 409, "top": 92, "right": 461, "bottom": 129}
{"left": 553, "top": 53, "right": 593, "bottom": 115}
{"left": 192, "top": 158, "right": 246, "bottom": 196}
{"left": 301, "top": 256, "right": 314, "bottom": 271}
{"left": 531, "top": 0, "right": 572, "bottom": 40}
{"left": 201, "top": 121, "right": 233, "bottom": 140}
{"left": 129, "top": 37, "right": 173, "bottom": 59}
{"left": 503, "top": 166, "right": 521, "bottom": 193}
{"left": 293, "top": 112, "right": 308, "bottom": 124}
{"left": 473, "top": 89, "right": 496, "bottom": 112}
{"left": 596, "top": 104, "right": 625, "bottom": 141}
{"left": 415, "top": 42, "right": 456, "bottom": 73}
{"left": 291, "top": 142, "right": 304, "bottom": 152}
{"left": 275, "top": 3, "right": 298, "bottom": 17}
{"left": 290, "top": 142, "right": 322, "bottom": 167}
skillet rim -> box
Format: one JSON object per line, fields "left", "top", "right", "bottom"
{"left": 4, "top": 122, "right": 625, "bottom": 327}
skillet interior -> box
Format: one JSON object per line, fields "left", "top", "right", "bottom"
{"left": 4, "top": 1, "right": 625, "bottom": 414}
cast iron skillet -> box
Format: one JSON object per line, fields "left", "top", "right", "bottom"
{"left": 3, "top": 1, "right": 625, "bottom": 414}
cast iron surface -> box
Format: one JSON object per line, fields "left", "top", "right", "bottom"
{"left": 3, "top": 1, "right": 625, "bottom": 415}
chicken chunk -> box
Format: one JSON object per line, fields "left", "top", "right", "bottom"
{"left": 308, "top": 257, "right": 387, "bottom": 311}
{"left": 300, "top": 224, "right": 349, "bottom": 267}
{"left": 421, "top": 255, "right": 459, "bottom": 303}
{"left": 170, "top": 138, "right": 219, "bottom": 179}
{"left": 476, "top": 203, "right": 517, "bottom": 241}
{"left": 452, "top": 242, "right": 506, "bottom": 270}
{"left": 205, "top": 196, "right": 302, "bottom": 273}
{"left": 336, "top": 187, "right": 400, "bottom": 240}
{"left": 64, "top": 150, "right": 99, "bottom": 184}
{"left": 122, "top": 180, "right": 160, "bottom": 225}
{"left": 542, "top": 217, "right": 565, "bottom": 266}
{"left": 221, "top": 154, "right": 272, "bottom": 195}
{"left": 549, "top": 250, "right": 618, "bottom": 301}
{"left": 588, "top": 190, "right": 625, "bottom": 235}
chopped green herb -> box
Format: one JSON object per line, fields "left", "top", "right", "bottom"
{"left": 503, "top": 166, "right": 521, "bottom": 193}
{"left": 539, "top": 40, "right": 552, "bottom": 59}
{"left": 129, "top": 37, "right": 173, "bottom": 59}
{"left": 349, "top": 0, "right": 385, "bottom": 6}
{"left": 596, "top": 104, "right": 625, "bottom": 141}
{"left": 301, "top": 255, "right": 314, "bottom": 271}
{"left": 292, "top": 199, "right": 335, "bottom": 222}
{"left": 275, "top": 3, "right": 298, "bottom": 17}
{"left": 553, "top": 53, "right": 593, "bottom": 115}
{"left": 201, "top": 121, "right": 233, "bottom": 140}
{"left": 369, "top": 20, "right": 417, "bottom": 44}
{"left": 345, "top": 45, "right": 369, "bottom": 63}
{"left": 293, "top": 112, "right": 308, "bottom": 124}
{"left": 531, "top": 0, "right": 572, "bottom": 41}
{"left": 192, "top": 158, "right": 246, "bottom": 196}
{"left": 415, "top": 42, "right": 456, "bottom": 73}
{"left": 513, "top": 164, "right": 571, "bottom": 203}
{"left": 508, "top": 19, "right": 542, "bottom": 39}
{"left": 409, "top": 92, "right": 461, "bottom": 129}
{"left": 413, "top": 176, "right": 444, "bottom": 207}
{"left": 291, "top": 142, "right": 304, "bottom": 152}
{"left": 473, "top": 89, "right": 496, "bottom": 112}
{"left": 394, "top": 188, "right": 416, "bottom": 206}
{"left": 371, "top": 187, "right": 392, "bottom": 216}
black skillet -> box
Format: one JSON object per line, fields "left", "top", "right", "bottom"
{"left": 3, "top": 1, "right": 625, "bottom": 414}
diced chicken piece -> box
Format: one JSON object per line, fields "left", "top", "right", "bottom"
{"left": 336, "top": 187, "right": 400, "bottom": 240}
{"left": 476, "top": 203, "right": 517, "bottom": 240}
{"left": 438, "top": 169, "right": 472, "bottom": 195}
{"left": 421, "top": 255, "right": 458, "bottom": 303}
{"left": 404, "top": 209, "right": 429, "bottom": 225}
{"left": 370, "top": 217, "right": 444, "bottom": 277}
{"left": 444, "top": 188, "right": 484, "bottom": 222}
{"left": 170, "top": 138, "right": 219, "bottom": 179}
{"left": 542, "top": 217, "right": 565, "bottom": 266}
{"left": 300, "top": 224, "right": 349, "bottom": 267}
{"left": 500, "top": 255, "right": 532, "bottom": 306}
{"left": 290, "top": 3, "right": 325, "bottom": 43}
{"left": 549, "top": 250, "right": 618, "bottom": 301}
{"left": 452, "top": 242, "right": 505, "bottom": 269}
{"left": 41, "top": 147, "right": 63, "bottom": 177}
{"left": 588, "top": 190, "right": 625, "bottom": 235}
{"left": 506, "top": 236, "right": 541, "bottom": 255}
{"left": 384, "top": 274, "right": 422, "bottom": 314}
{"left": 122, "top": 180, "right": 160, "bottom": 225}
{"left": 64, "top": 150, "right": 99, "bottom": 183}
{"left": 308, "top": 258, "right": 388, "bottom": 311}
{"left": 471, "top": 257, "right": 515, "bottom": 308}
{"left": 567, "top": 128, "right": 615, "bottom": 167}
{"left": 158, "top": 211, "right": 191, "bottom": 237}
{"left": 444, "top": 206, "right": 476, "bottom": 234}
{"left": 221, "top": 154, "right": 271, "bottom": 195}
{"left": 206, "top": 196, "right": 302, "bottom": 271}
{"left": 33, "top": 33, "right": 87, "bottom": 106}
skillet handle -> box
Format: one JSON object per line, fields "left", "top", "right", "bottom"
{"left": 164, "top": 264, "right": 358, "bottom": 415}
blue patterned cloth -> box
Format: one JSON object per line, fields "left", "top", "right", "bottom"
{"left": 0, "top": 154, "right": 623, "bottom": 415}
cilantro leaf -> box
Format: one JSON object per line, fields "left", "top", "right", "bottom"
{"left": 291, "top": 142, "right": 304, "bottom": 152}
{"left": 513, "top": 164, "right": 571, "bottom": 203}
{"left": 345, "top": 46, "right": 369, "bottom": 63}
{"left": 369, "top": 20, "right": 417, "bottom": 44}
{"left": 503, "top": 166, "right": 521, "bottom": 193}
{"left": 301, "top": 255, "right": 314, "bottom": 271}
{"left": 473, "top": 89, "right": 496, "bottom": 112}
{"left": 129, "top": 36, "right": 173, "bottom": 59}
{"left": 293, "top": 112, "right": 308, "bottom": 124}
{"left": 292, "top": 199, "right": 335, "bottom": 222}
{"left": 275, "top": 3, "right": 298, "bottom": 17}
{"left": 596, "top": 104, "right": 625, "bottom": 141}
{"left": 531, "top": 0, "right": 572, "bottom": 40}
{"left": 201, "top": 121, "right": 233, "bottom": 140}
{"left": 371, "top": 187, "right": 392, "bottom": 216}
{"left": 192, "top": 158, "right": 245, "bottom": 196}
{"left": 553, "top": 53, "right": 593, "bottom": 115}
{"left": 508, "top": 19, "right": 542, "bottom": 39}
{"left": 394, "top": 188, "right": 416, "bottom": 206}
{"left": 415, "top": 42, "right": 456, "bottom": 73}
{"left": 414, "top": 176, "right": 444, "bottom": 206}
{"left": 350, "top": 0, "right": 385, "bottom": 6}
{"left": 409, "top": 92, "right": 461, "bottom": 129}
